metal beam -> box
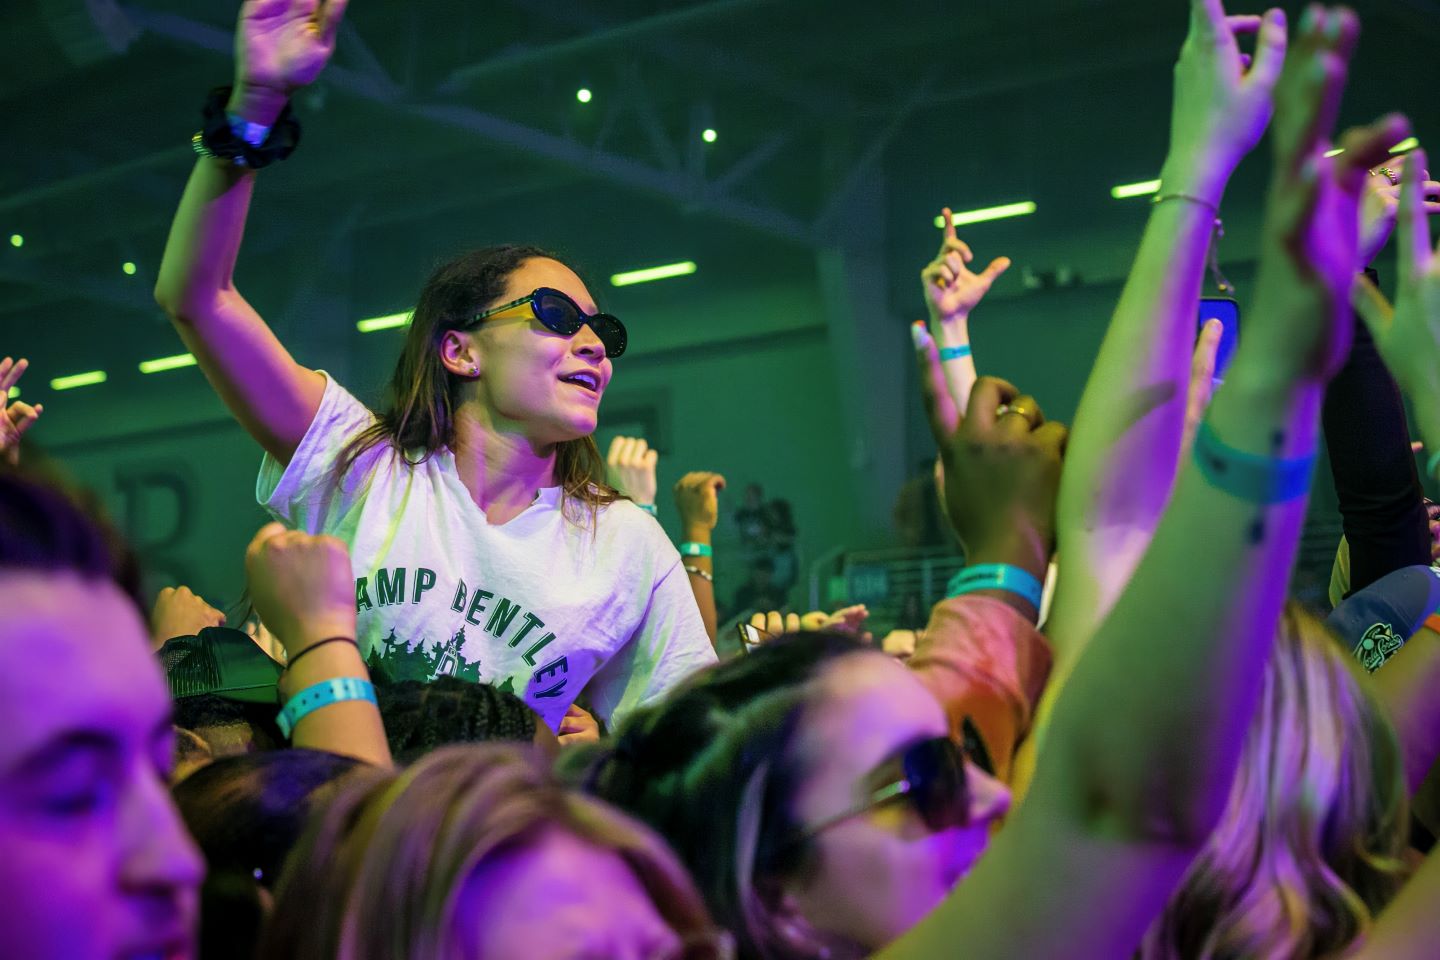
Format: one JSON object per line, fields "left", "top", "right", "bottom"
{"left": 812, "top": 71, "right": 940, "bottom": 233}
{"left": 709, "top": 130, "right": 797, "bottom": 196}
{"left": 121, "top": 5, "right": 812, "bottom": 245}
{"left": 438, "top": 0, "right": 779, "bottom": 93}
{"left": 487, "top": 0, "right": 851, "bottom": 117}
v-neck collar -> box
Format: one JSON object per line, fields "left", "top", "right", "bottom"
{"left": 436, "top": 448, "right": 562, "bottom": 528}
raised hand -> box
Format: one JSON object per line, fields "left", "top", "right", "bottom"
{"left": 673, "top": 471, "right": 726, "bottom": 537}
{"left": 243, "top": 522, "right": 356, "bottom": 658}
{"left": 235, "top": 0, "right": 348, "bottom": 94}
{"left": 923, "top": 210, "right": 1011, "bottom": 327}
{"left": 748, "top": 610, "right": 800, "bottom": 640}
{"left": 914, "top": 326, "right": 1066, "bottom": 580}
{"left": 150, "top": 585, "right": 227, "bottom": 649}
{"left": 0, "top": 357, "right": 41, "bottom": 466}
{"left": 803, "top": 603, "right": 871, "bottom": 639}
{"left": 1355, "top": 148, "right": 1440, "bottom": 405}
{"left": 1163, "top": 0, "right": 1287, "bottom": 202}
{"left": 606, "top": 435, "right": 659, "bottom": 506}
{"left": 1358, "top": 152, "right": 1440, "bottom": 268}
{"left": 1249, "top": 6, "right": 1409, "bottom": 383}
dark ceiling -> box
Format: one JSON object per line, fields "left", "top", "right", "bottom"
{"left": 3, "top": 0, "right": 1439, "bottom": 399}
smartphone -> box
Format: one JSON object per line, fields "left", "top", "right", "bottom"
{"left": 737, "top": 622, "right": 769, "bottom": 652}
{"left": 1199, "top": 297, "right": 1240, "bottom": 383}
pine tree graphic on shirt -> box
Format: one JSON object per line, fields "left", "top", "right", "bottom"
{"left": 366, "top": 625, "right": 482, "bottom": 684}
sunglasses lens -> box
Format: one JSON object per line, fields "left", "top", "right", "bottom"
{"left": 906, "top": 738, "right": 969, "bottom": 831}
{"left": 534, "top": 291, "right": 583, "bottom": 335}
{"left": 592, "top": 315, "right": 627, "bottom": 358}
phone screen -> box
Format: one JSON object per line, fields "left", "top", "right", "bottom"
{"left": 1199, "top": 297, "right": 1240, "bottom": 383}
{"left": 737, "top": 622, "right": 766, "bottom": 653}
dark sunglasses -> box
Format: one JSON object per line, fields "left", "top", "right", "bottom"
{"left": 796, "top": 734, "right": 971, "bottom": 842}
{"left": 465, "top": 287, "right": 627, "bottom": 358}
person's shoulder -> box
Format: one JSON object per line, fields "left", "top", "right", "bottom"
{"left": 595, "top": 498, "right": 677, "bottom": 553}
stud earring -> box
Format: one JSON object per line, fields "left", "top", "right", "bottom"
{"left": 469, "top": 365, "right": 479, "bottom": 376}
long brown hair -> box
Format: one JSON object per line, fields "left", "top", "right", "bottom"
{"left": 337, "top": 245, "right": 620, "bottom": 521}
{"left": 261, "top": 744, "right": 717, "bottom": 960}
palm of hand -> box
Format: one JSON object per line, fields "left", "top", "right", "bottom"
{"left": 928, "top": 271, "right": 990, "bottom": 322}
{"left": 238, "top": 2, "right": 335, "bottom": 91}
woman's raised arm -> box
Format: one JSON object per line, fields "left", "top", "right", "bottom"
{"left": 153, "top": 0, "right": 347, "bottom": 464}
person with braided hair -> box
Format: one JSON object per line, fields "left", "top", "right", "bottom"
{"left": 376, "top": 676, "right": 552, "bottom": 763}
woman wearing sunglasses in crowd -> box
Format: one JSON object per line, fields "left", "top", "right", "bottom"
{"left": 154, "top": 0, "right": 715, "bottom": 735}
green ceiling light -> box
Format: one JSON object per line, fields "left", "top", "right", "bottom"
{"left": 933, "top": 201, "right": 1037, "bottom": 229}
{"left": 1111, "top": 179, "right": 1161, "bottom": 200}
{"left": 7, "top": 386, "right": 18, "bottom": 399}
{"left": 1323, "top": 147, "right": 1346, "bottom": 158}
{"left": 610, "top": 261, "right": 698, "bottom": 287}
{"left": 357, "top": 312, "right": 411, "bottom": 333}
{"left": 8, "top": 234, "right": 21, "bottom": 248}
{"left": 576, "top": 88, "right": 593, "bottom": 103}
{"left": 122, "top": 261, "right": 137, "bottom": 275}
{"left": 1390, "top": 136, "right": 1420, "bottom": 154}
{"left": 50, "top": 370, "right": 107, "bottom": 391}
{"left": 138, "top": 353, "right": 197, "bottom": 374}
{"left": 702, "top": 128, "right": 718, "bottom": 143}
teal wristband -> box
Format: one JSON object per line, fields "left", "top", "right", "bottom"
{"left": 939, "top": 344, "right": 972, "bottom": 362}
{"left": 946, "top": 563, "right": 1044, "bottom": 609}
{"left": 1193, "top": 421, "right": 1315, "bottom": 504}
{"left": 277, "top": 677, "right": 376, "bottom": 739}
{"left": 637, "top": 503, "right": 658, "bottom": 516}
{"left": 679, "top": 541, "right": 713, "bottom": 558}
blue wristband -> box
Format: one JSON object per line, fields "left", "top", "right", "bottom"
{"left": 1193, "top": 421, "right": 1316, "bottom": 504}
{"left": 226, "top": 112, "right": 272, "bottom": 147}
{"left": 277, "top": 677, "right": 376, "bottom": 739}
{"left": 946, "top": 563, "right": 1044, "bottom": 608}
{"left": 679, "top": 541, "right": 713, "bottom": 558}
{"left": 939, "top": 344, "right": 972, "bottom": 362}
{"left": 637, "top": 503, "right": 657, "bottom": 516}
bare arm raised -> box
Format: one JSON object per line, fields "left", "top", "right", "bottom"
{"left": 153, "top": 0, "right": 347, "bottom": 464}
{"left": 883, "top": 7, "right": 1411, "bottom": 956}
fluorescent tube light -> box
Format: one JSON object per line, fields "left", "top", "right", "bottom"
{"left": 50, "top": 370, "right": 107, "bottom": 391}
{"left": 610, "top": 261, "right": 698, "bottom": 287}
{"left": 139, "top": 353, "right": 197, "bottom": 374}
{"left": 934, "top": 201, "right": 1037, "bottom": 229}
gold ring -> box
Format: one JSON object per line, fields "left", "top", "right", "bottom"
{"left": 1377, "top": 166, "right": 1399, "bottom": 185}
{"left": 1005, "top": 402, "right": 1036, "bottom": 424}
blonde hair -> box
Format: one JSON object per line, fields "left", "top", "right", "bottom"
{"left": 1138, "top": 602, "right": 1409, "bottom": 959}
{"left": 261, "top": 744, "right": 713, "bottom": 960}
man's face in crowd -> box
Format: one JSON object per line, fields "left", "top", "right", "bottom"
{"left": 0, "top": 571, "right": 203, "bottom": 960}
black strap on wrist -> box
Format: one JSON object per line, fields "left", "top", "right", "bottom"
{"left": 194, "top": 86, "right": 301, "bottom": 169}
{"left": 283, "top": 636, "right": 358, "bottom": 673}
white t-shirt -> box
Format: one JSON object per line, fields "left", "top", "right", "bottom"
{"left": 257, "top": 374, "right": 716, "bottom": 731}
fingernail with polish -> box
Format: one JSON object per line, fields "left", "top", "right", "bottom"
{"left": 911, "top": 321, "right": 933, "bottom": 348}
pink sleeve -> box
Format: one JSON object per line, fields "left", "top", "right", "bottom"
{"left": 907, "top": 595, "right": 1052, "bottom": 783}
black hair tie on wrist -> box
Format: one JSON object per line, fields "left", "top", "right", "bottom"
{"left": 193, "top": 85, "right": 301, "bottom": 169}
{"left": 283, "top": 636, "right": 358, "bottom": 672}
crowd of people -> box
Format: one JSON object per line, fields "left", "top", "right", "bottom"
{"left": 8, "top": 0, "right": 1440, "bottom": 957}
